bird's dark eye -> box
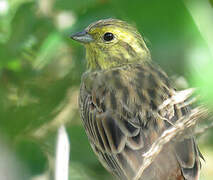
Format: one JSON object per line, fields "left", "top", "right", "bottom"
{"left": 103, "top": 32, "right": 114, "bottom": 41}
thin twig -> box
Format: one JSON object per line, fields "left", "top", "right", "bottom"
{"left": 133, "top": 107, "right": 207, "bottom": 180}
{"left": 55, "top": 125, "right": 70, "bottom": 180}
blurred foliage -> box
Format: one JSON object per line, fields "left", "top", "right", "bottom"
{"left": 0, "top": 0, "right": 213, "bottom": 179}
{"left": 210, "top": 0, "right": 213, "bottom": 6}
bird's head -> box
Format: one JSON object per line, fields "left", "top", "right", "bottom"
{"left": 71, "top": 19, "right": 151, "bottom": 70}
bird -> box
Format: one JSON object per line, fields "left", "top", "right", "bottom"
{"left": 70, "top": 18, "right": 202, "bottom": 180}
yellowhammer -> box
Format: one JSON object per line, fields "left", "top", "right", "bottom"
{"left": 71, "top": 19, "right": 202, "bottom": 180}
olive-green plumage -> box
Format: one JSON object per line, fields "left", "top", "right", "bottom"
{"left": 71, "top": 19, "right": 202, "bottom": 180}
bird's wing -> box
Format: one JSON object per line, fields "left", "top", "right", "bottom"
{"left": 79, "top": 62, "right": 201, "bottom": 180}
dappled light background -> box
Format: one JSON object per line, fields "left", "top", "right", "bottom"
{"left": 0, "top": 0, "right": 213, "bottom": 179}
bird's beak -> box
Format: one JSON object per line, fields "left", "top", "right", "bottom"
{"left": 70, "top": 31, "right": 94, "bottom": 43}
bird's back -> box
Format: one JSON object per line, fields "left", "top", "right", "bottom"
{"left": 79, "top": 62, "right": 201, "bottom": 180}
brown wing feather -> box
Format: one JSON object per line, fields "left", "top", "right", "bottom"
{"left": 79, "top": 62, "right": 201, "bottom": 180}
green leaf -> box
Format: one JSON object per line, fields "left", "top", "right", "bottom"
{"left": 7, "top": 59, "right": 22, "bottom": 71}
{"left": 190, "top": 55, "right": 213, "bottom": 106}
{"left": 209, "top": 0, "right": 213, "bottom": 7}
{"left": 33, "top": 32, "right": 63, "bottom": 69}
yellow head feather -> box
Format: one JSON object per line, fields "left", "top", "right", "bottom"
{"left": 72, "top": 19, "right": 151, "bottom": 70}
